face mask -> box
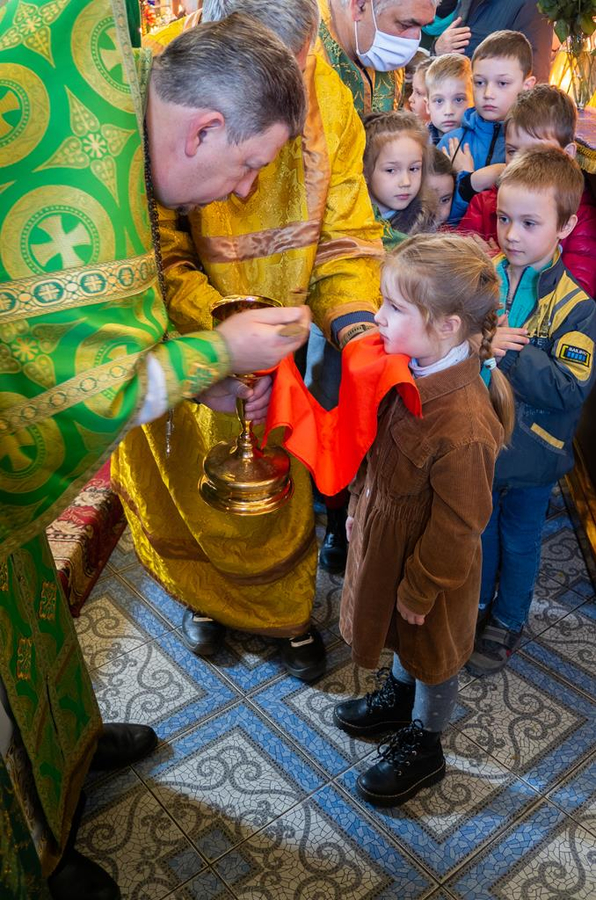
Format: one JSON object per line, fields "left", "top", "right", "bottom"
{"left": 355, "top": 2, "right": 420, "bottom": 72}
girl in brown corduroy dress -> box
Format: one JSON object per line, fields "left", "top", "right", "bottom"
{"left": 334, "top": 234, "right": 515, "bottom": 808}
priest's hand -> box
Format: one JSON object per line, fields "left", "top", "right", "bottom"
{"left": 198, "top": 375, "right": 272, "bottom": 424}
{"left": 434, "top": 17, "right": 471, "bottom": 55}
{"left": 217, "top": 306, "right": 311, "bottom": 374}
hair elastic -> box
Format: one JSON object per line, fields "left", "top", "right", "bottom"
{"left": 481, "top": 355, "right": 496, "bottom": 386}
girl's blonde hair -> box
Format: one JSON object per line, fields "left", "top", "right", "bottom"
{"left": 383, "top": 233, "right": 515, "bottom": 441}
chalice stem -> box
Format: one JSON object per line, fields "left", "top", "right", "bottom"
{"left": 235, "top": 396, "right": 257, "bottom": 459}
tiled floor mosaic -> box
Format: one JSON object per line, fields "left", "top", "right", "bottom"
{"left": 76, "top": 485, "right": 596, "bottom": 898}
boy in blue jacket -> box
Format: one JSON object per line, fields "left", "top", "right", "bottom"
{"left": 439, "top": 30, "right": 535, "bottom": 224}
{"left": 468, "top": 147, "right": 596, "bottom": 676}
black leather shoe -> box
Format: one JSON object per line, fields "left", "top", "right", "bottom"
{"left": 356, "top": 721, "right": 446, "bottom": 807}
{"left": 279, "top": 627, "right": 326, "bottom": 681}
{"left": 48, "top": 849, "right": 120, "bottom": 900}
{"left": 319, "top": 506, "right": 348, "bottom": 574}
{"left": 333, "top": 667, "right": 415, "bottom": 737}
{"left": 90, "top": 723, "right": 158, "bottom": 771}
{"left": 181, "top": 609, "right": 225, "bottom": 656}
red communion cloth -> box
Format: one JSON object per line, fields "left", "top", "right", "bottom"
{"left": 262, "top": 333, "right": 421, "bottom": 496}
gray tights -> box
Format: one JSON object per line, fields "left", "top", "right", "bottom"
{"left": 392, "top": 654, "right": 458, "bottom": 733}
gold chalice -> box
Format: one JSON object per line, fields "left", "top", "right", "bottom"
{"left": 199, "top": 295, "right": 294, "bottom": 515}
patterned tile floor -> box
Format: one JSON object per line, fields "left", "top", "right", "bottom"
{"left": 75, "top": 485, "right": 596, "bottom": 899}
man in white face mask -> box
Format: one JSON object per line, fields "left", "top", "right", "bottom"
{"left": 316, "top": 0, "right": 437, "bottom": 114}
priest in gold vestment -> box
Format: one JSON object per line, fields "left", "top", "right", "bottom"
{"left": 0, "top": 3, "right": 308, "bottom": 896}
{"left": 113, "top": 0, "right": 384, "bottom": 680}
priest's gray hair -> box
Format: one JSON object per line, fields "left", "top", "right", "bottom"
{"left": 339, "top": 0, "right": 439, "bottom": 11}
{"left": 151, "top": 13, "right": 306, "bottom": 143}
{"left": 202, "top": 0, "right": 321, "bottom": 53}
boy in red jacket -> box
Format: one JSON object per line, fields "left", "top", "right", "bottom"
{"left": 458, "top": 85, "right": 596, "bottom": 299}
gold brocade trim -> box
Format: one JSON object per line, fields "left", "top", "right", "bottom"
{"left": 0, "top": 252, "right": 157, "bottom": 322}
{"left": 194, "top": 220, "right": 322, "bottom": 264}
{"left": 0, "top": 351, "right": 146, "bottom": 436}
{"left": 315, "top": 236, "right": 384, "bottom": 267}
{"left": 302, "top": 55, "right": 331, "bottom": 223}
{"left": 112, "top": 0, "right": 146, "bottom": 135}
{"left": 576, "top": 142, "right": 596, "bottom": 174}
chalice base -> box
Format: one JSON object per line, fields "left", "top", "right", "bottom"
{"left": 200, "top": 440, "right": 294, "bottom": 515}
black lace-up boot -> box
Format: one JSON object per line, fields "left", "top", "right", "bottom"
{"left": 356, "top": 720, "right": 445, "bottom": 807}
{"left": 333, "top": 667, "right": 415, "bottom": 737}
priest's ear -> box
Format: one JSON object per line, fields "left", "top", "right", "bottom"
{"left": 349, "top": 0, "right": 370, "bottom": 22}
{"left": 185, "top": 110, "right": 225, "bottom": 158}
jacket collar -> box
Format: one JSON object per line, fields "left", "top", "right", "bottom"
{"left": 462, "top": 106, "right": 501, "bottom": 135}
{"left": 495, "top": 248, "right": 564, "bottom": 302}
{"left": 414, "top": 354, "right": 481, "bottom": 405}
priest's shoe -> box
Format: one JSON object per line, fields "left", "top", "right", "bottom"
{"left": 90, "top": 723, "right": 158, "bottom": 771}
{"left": 319, "top": 506, "right": 348, "bottom": 574}
{"left": 181, "top": 609, "right": 225, "bottom": 656}
{"left": 356, "top": 720, "right": 445, "bottom": 807}
{"left": 48, "top": 849, "right": 120, "bottom": 900}
{"left": 280, "top": 627, "right": 325, "bottom": 681}
{"left": 333, "top": 667, "right": 415, "bottom": 737}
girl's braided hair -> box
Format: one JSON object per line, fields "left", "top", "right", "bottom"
{"left": 383, "top": 233, "right": 515, "bottom": 441}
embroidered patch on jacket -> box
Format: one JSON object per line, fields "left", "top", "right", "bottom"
{"left": 559, "top": 344, "right": 591, "bottom": 367}
{"left": 555, "top": 331, "right": 594, "bottom": 382}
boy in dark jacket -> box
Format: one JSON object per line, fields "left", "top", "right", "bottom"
{"left": 468, "top": 147, "right": 596, "bottom": 676}
{"left": 458, "top": 85, "right": 596, "bottom": 298}
{"left": 439, "top": 29, "right": 535, "bottom": 224}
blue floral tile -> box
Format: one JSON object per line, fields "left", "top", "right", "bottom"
{"left": 117, "top": 563, "right": 188, "bottom": 628}
{"left": 106, "top": 526, "right": 138, "bottom": 572}
{"left": 78, "top": 767, "right": 205, "bottom": 900}
{"left": 547, "top": 753, "right": 596, "bottom": 838}
{"left": 522, "top": 583, "right": 595, "bottom": 647}
{"left": 538, "top": 512, "right": 592, "bottom": 595}
{"left": 456, "top": 651, "right": 596, "bottom": 794}
{"left": 446, "top": 799, "right": 596, "bottom": 899}
{"left": 214, "top": 782, "right": 436, "bottom": 899}
{"left": 207, "top": 624, "right": 341, "bottom": 695}
{"left": 92, "top": 631, "right": 239, "bottom": 742}
{"left": 250, "top": 644, "right": 396, "bottom": 777}
{"left": 75, "top": 574, "right": 174, "bottom": 670}
{"left": 165, "top": 868, "right": 236, "bottom": 899}
{"left": 520, "top": 602, "right": 596, "bottom": 698}
{"left": 134, "top": 703, "right": 325, "bottom": 862}
{"left": 311, "top": 565, "right": 343, "bottom": 632}
{"left": 338, "top": 728, "right": 538, "bottom": 880}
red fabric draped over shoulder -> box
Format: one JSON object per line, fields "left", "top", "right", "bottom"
{"left": 263, "top": 333, "right": 421, "bottom": 495}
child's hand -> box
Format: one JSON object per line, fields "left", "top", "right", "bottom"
{"left": 443, "top": 139, "right": 474, "bottom": 173}
{"left": 492, "top": 314, "right": 529, "bottom": 358}
{"left": 468, "top": 233, "right": 500, "bottom": 258}
{"left": 346, "top": 515, "right": 354, "bottom": 542}
{"left": 397, "top": 598, "right": 425, "bottom": 626}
